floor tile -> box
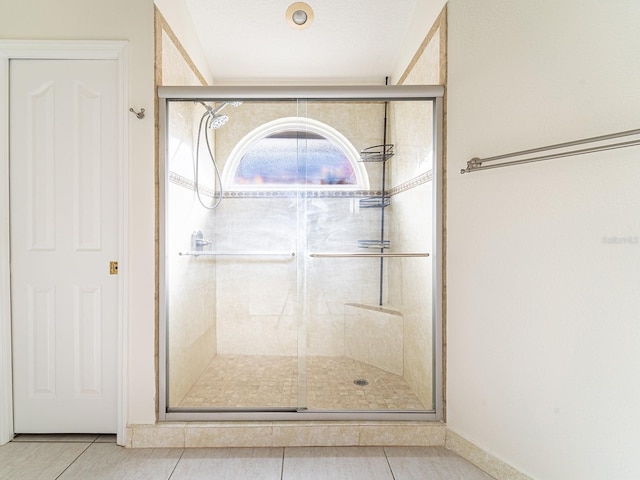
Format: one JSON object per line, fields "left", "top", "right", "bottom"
{"left": 0, "top": 442, "right": 89, "bottom": 480}
{"left": 283, "top": 446, "right": 394, "bottom": 480}
{"left": 179, "top": 355, "right": 425, "bottom": 411}
{"left": 11, "top": 433, "right": 100, "bottom": 443}
{"left": 95, "top": 434, "right": 117, "bottom": 443}
{"left": 57, "top": 443, "right": 183, "bottom": 480}
{"left": 384, "top": 446, "right": 495, "bottom": 480}
{"left": 170, "top": 447, "right": 284, "bottom": 479}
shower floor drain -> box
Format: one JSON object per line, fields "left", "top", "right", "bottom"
{"left": 353, "top": 378, "right": 369, "bottom": 386}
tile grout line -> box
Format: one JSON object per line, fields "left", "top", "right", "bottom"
{"left": 382, "top": 447, "right": 398, "bottom": 480}
{"left": 166, "top": 448, "right": 186, "bottom": 479}
{"left": 53, "top": 442, "right": 93, "bottom": 480}
{"left": 280, "top": 447, "right": 286, "bottom": 480}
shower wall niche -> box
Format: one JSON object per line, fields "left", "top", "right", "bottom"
{"left": 159, "top": 86, "right": 443, "bottom": 421}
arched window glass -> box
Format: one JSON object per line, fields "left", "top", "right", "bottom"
{"left": 223, "top": 117, "right": 369, "bottom": 190}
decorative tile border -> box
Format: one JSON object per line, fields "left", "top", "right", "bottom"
{"left": 223, "top": 189, "right": 383, "bottom": 199}
{"left": 169, "top": 170, "right": 432, "bottom": 200}
{"left": 387, "top": 170, "right": 433, "bottom": 196}
{"left": 169, "top": 172, "right": 217, "bottom": 197}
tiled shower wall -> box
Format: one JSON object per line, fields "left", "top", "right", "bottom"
{"left": 213, "top": 197, "right": 298, "bottom": 356}
{"left": 213, "top": 196, "right": 385, "bottom": 357}
{"left": 388, "top": 27, "right": 442, "bottom": 408}
{"left": 161, "top": 27, "right": 217, "bottom": 406}
{"left": 213, "top": 101, "right": 387, "bottom": 358}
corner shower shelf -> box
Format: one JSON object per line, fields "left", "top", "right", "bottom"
{"left": 359, "top": 144, "right": 394, "bottom": 162}
{"left": 359, "top": 196, "right": 390, "bottom": 209}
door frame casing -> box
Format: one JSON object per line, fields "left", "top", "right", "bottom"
{"left": 0, "top": 40, "right": 129, "bottom": 445}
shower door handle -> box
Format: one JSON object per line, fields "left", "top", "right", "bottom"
{"left": 179, "top": 251, "right": 296, "bottom": 257}
{"left": 308, "top": 252, "right": 429, "bottom": 258}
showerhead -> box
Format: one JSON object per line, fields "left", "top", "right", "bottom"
{"left": 208, "top": 114, "right": 229, "bottom": 129}
{"left": 196, "top": 101, "right": 242, "bottom": 129}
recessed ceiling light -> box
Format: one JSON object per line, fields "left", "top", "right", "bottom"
{"left": 286, "top": 2, "right": 314, "bottom": 30}
{"left": 292, "top": 10, "right": 307, "bottom": 25}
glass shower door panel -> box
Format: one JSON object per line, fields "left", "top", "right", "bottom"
{"left": 302, "top": 98, "right": 435, "bottom": 412}
{"left": 165, "top": 98, "right": 222, "bottom": 410}
{"left": 165, "top": 99, "right": 301, "bottom": 411}
{"left": 208, "top": 197, "right": 299, "bottom": 410}
{"left": 163, "top": 94, "right": 439, "bottom": 416}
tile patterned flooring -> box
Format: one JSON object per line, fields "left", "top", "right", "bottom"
{"left": 179, "top": 355, "right": 426, "bottom": 410}
{"left": 0, "top": 435, "right": 496, "bottom": 479}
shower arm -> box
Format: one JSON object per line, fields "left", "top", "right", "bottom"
{"left": 197, "top": 100, "right": 241, "bottom": 116}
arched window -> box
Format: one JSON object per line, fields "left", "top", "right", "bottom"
{"left": 222, "top": 117, "right": 369, "bottom": 190}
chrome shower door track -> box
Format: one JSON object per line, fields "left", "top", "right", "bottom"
{"left": 164, "top": 410, "right": 437, "bottom": 422}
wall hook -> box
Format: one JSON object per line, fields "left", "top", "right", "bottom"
{"left": 129, "top": 107, "right": 145, "bottom": 119}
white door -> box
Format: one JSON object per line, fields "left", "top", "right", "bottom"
{"left": 10, "top": 59, "right": 119, "bottom": 433}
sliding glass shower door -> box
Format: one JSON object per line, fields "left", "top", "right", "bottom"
{"left": 159, "top": 86, "right": 443, "bottom": 420}
{"left": 163, "top": 99, "right": 303, "bottom": 412}
{"left": 301, "top": 99, "right": 435, "bottom": 413}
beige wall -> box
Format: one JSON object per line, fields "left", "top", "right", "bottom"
{"left": 446, "top": 0, "right": 640, "bottom": 478}
{"left": 159, "top": 16, "right": 218, "bottom": 406}
{"left": 0, "top": 0, "right": 157, "bottom": 425}
{"left": 153, "top": 0, "right": 213, "bottom": 84}
{"left": 385, "top": 12, "right": 445, "bottom": 410}
{"left": 210, "top": 101, "right": 386, "bottom": 357}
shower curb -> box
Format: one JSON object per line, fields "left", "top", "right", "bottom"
{"left": 126, "top": 421, "right": 446, "bottom": 449}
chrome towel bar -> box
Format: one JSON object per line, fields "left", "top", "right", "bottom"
{"left": 461, "top": 127, "right": 640, "bottom": 174}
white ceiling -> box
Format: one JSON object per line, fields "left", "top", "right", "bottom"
{"left": 184, "top": 0, "right": 420, "bottom": 84}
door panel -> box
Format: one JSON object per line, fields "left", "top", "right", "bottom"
{"left": 10, "top": 59, "right": 119, "bottom": 433}
{"left": 164, "top": 99, "right": 303, "bottom": 411}
{"left": 301, "top": 99, "right": 435, "bottom": 412}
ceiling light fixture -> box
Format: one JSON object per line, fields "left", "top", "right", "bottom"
{"left": 286, "top": 2, "right": 314, "bottom": 30}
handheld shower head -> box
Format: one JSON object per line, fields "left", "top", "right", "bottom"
{"left": 196, "top": 101, "right": 242, "bottom": 129}
{"left": 208, "top": 114, "right": 229, "bottom": 129}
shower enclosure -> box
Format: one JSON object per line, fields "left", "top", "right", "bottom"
{"left": 158, "top": 86, "right": 443, "bottom": 421}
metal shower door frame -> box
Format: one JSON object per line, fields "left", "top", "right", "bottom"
{"left": 157, "top": 85, "right": 444, "bottom": 422}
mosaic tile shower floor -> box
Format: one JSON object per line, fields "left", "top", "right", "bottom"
{"left": 178, "top": 355, "right": 426, "bottom": 410}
